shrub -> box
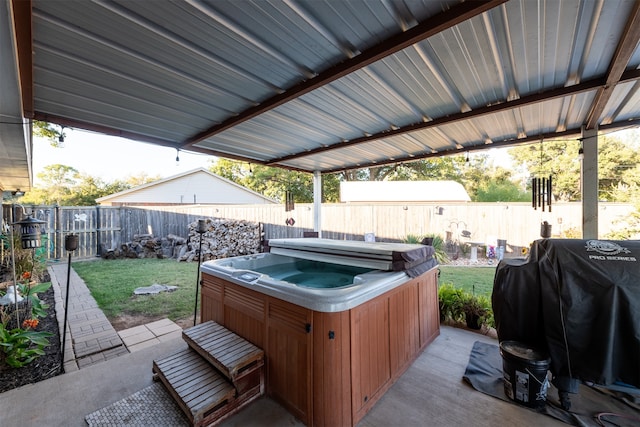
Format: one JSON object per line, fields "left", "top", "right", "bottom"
{"left": 437, "top": 283, "right": 465, "bottom": 323}
{"left": 439, "top": 285, "right": 495, "bottom": 330}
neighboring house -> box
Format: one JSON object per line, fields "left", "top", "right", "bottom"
{"left": 340, "top": 181, "right": 471, "bottom": 203}
{"left": 96, "top": 168, "right": 277, "bottom": 206}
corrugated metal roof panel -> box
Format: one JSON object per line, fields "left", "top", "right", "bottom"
{"left": 601, "top": 80, "right": 640, "bottom": 125}
{"left": 3, "top": 0, "right": 636, "bottom": 178}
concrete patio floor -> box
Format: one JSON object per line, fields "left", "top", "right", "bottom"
{"left": 0, "top": 324, "right": 565, "bottom": 427}
{"left": 0, "top": 263, "right": 567, "bottom": 426}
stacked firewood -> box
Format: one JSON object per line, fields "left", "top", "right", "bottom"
{"left": 100, "top": 219, "right": 262, "bottom": 261}
{"left": 178, "top": 219, "right": 262, "bottom": 262}
{"left": 101, "top": 234, "right": 186, "bottom": 259}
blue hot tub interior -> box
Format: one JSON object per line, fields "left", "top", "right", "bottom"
{"left": 253, "top": 258, "right": 374, "bottom": 288}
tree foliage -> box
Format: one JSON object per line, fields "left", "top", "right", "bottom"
{"left": 26, "top": 132, "right": 638, "bottom": 207}
{"left": 207, "top": 155, "right": 525, "bottom": 203}
{"left": 508, "top": 135, "right": 640, "bottom": 202}
{"left": 33, "top": 121, "right": 65, "bottom": 148}
{"left": 209, "top": 160, "right": 342, "bottom": 203}
{"left": 18, "top": 164, "right": 157, "bottom": 206}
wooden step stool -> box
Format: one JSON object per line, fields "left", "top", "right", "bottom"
{"left": 183, "top": 321, "right": 265, "bottom": 396}
{"left": 153, "top": 321, "right": 265, "bottom": 426}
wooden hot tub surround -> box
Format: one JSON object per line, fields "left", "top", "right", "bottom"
{"left": 200, "top": 266, "right": 439, "bottom": 427}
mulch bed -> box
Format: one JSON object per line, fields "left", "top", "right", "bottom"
{"left": 0, "top": 286, "right": 62, "bottom": 394}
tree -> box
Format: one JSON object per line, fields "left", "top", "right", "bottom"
{"left": 508, "top": 136, "right": 640, "bottom": 202}
{"left": 475, "top": 181, "right": 530, "bottom": 202}
{"left": 19, "top": 164, "right": 80, "bottom": 205}
{"left": 208, "top": 160, "right": 341, "bottom": 202}
{"left": 508, "top": 140, "right": 579, "bottom": 201}
{"left": 597, "top": 138, "right": 640, "bottom": 201}
{"left": 33, "top": 121, "right": 65, "bottom": 148}
{"left": 17, "top": 165, "right": 157, "bottom": 206}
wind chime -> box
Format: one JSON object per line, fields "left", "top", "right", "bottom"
{"left": 284, "top": 171, "right": 295, "bottom": 226}
{"left": 285, "top": 190, "right": 295, "bottom": 212}
{"left": 531, "top": 175, "right": 552, "bottom": 212}
{"left": 531, "top": 141, "right": 554, "bottom": 238}
{"left": 531, "top": 140, "right": 553, "bottom": 212}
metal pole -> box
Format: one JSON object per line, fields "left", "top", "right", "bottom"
{"left": 193, "top": 219, "right": 207, "bottom": 327}
{"left": 193, "top": 236, "right": 203, "bottom": 327}
{"left": 61, "top": 234, "right": 78, "bottom": 372}
{"left": 61, "top": 251, "right": 72, "bottom": 371}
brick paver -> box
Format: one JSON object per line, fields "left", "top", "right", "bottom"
{"left": 49, "top": 263, "right": 127, "bottom": 369}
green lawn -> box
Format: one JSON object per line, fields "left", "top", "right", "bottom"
{"left": 71, "top": 259, "right": 498, "bottom": 323}
{"left": 72, "top": 258, "right": 198, "bottom": 320}
{"left": 438, "top": 265, "right": 497, "bottom": 298}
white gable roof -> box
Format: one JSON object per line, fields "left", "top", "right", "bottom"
{"left": 96, "top": 168, "right": 276, "bottom": 205}
{"left": 340, "top": 181, "right": 471, "bottom": 203}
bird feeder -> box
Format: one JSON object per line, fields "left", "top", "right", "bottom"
{"left": 14, "top": 215, "right": 46, "bottom": 249}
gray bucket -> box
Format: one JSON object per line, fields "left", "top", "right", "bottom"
{"left": 499, "top": 341, "right": 550, "bottom": 408}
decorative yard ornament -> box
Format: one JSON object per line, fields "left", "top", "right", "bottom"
{"left": 0, "top": 286, "right": 23, "bottom": 305}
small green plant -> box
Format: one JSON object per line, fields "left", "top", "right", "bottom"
{"left": 0, "top": 272, "right": 53, "bottom": 368}
{"left": 438, "top": 281, "right": 495, "bottom": 330}
{"left": 1, "top": 234, "right": 47, "bottom": 282}
{"left": 0, "top": 322, "right": 53, "bottom": 368}
{"left": 437, "top": 283, "right": 465, "bottom": 323}
{"left": 18, "top": 280, "right": 51, "bottom": 319}
{"left": 461, "top": 293, "right": 493, "bottom": 330}
{"left": 423, "top": 233, "right": 449, "bottom": 264}
{"left": 404, "top": 234, "right": 423, "bottom": 244}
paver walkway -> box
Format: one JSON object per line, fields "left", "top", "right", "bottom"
{"left": 48, "top": 262, "right": 182, "bottom": 371}
{"left": 49, "top": 263, "right": 128, "bottom": 371}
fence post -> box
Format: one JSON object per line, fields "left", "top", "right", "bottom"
{"left": 54, "top": 204, "right": 61, "bottom": 260}
{"left": 96, "top": 205, "right": 101, "bottom": 257}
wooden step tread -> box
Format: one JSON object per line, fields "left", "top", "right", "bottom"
{"left": 153, "top": 348, "right": 236, "bottom": 424}
{"left": 183, "top": 321, "right": 264, "bottom": 381}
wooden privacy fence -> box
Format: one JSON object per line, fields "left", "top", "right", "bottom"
{"left": 1, "top": 202, "right": 635, "bottom": 261}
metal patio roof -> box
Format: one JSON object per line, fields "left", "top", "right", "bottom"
{"left": 2, "top": 0, "right": 640, "bottom": 190}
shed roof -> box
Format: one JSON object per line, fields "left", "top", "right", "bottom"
{"left": 340, "top": 180, "right": 470, "bottom": 203}
{"left": 1, "top": 0, "right": 639, "bottom": 190}
{"left": 95, "top": 168, "right": 277, "bottom": 205}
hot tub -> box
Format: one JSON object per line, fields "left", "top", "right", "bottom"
{"left": 199, "top": 238, "right": 439, "bottom": 426}
{"left": 201, "top": 252, "right": 413, "bottom": 312}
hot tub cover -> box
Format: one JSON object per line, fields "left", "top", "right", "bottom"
{"left": 267, "top": 238, "right": 436, "bottom": 276}
{"left": 492, "top": 239, "right": 640, "bottom": 389}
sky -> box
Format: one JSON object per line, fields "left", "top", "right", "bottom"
{"left": 32, "top": 126, "right": 516, "bottom": 186}
{"left": 31, "top": 126, "right": 638, "bottom": 186}
{"left": 32, "top": 128, "right": 214, "bottom": 185}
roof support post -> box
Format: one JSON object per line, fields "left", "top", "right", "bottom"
{"left": 313, "top": 171, "right": 322, "bottom": 238}
{"left": 581, "top": 127, "right": 598, "bottom": 239}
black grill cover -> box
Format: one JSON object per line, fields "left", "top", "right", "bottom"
{"left": 492, "top": 238, "right": 640, "bottom": 388}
